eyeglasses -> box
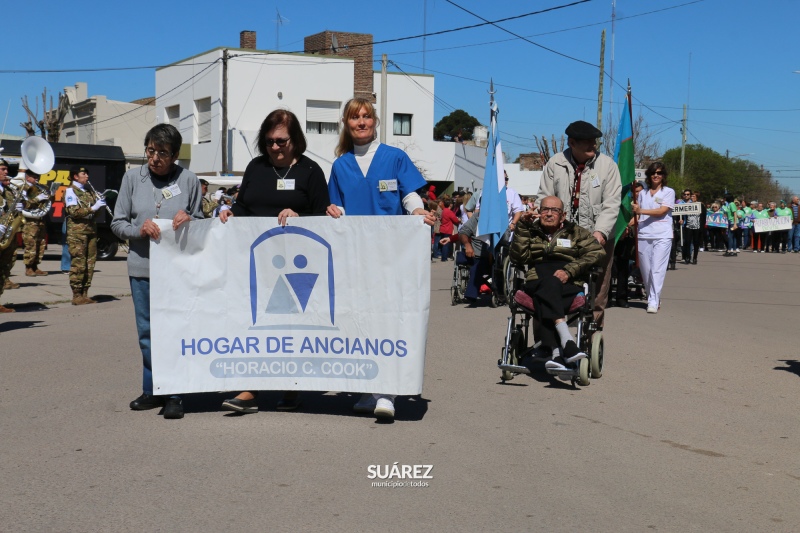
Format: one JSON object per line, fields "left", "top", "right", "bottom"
{"left": 265, "top": 138, "right": 290, "bottom": 147}
{"left": 652, "top": 171, "right": 665, "bottom": 176}
{"left": 540, "top": 207, "right": 563, "bottom": 214}
{"left": 145, "top": 147, "right": 173, "bottom": 159}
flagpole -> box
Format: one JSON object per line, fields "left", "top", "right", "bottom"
{"left": 628, "top": 81, "right": 639, "bottom": 270}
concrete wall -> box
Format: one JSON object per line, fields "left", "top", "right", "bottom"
{"left": 60, "top": 84, "right": 156, "bottom": 161}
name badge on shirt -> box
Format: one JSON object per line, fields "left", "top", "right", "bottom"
{"left": 378, "top": 179, "right": 398, "bottom": 192}
{"left": 557, "top": 238, "right": 572, "bottom": 248}
{"left": 591, "top": 178, "right": 600, "bottom": 188}
{"left": 655, "top": 196, "right": 663, "bottom": 204}
{"left": 277, "top": 179, "right": 296, "bottom": 191}
{"left": 162, "top": 184, "right": 181, "bottom": 199}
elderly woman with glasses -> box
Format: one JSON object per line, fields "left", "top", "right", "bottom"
{"left": 218, "top": 108, "right": 330, "bottom": 415}
{"left": 111, "top": 123, "right": 205, "bottom": 419}
{"left": 632, "top": 162, "right": 675, "bottom": 314}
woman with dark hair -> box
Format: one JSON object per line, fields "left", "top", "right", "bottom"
{"left": 112, "top": 123, "right": 205, "bottom": 419}
{"left": 219, "top": 109, "right": 330, "bottom": 414}
{"left": 632, "top": 162, "right": 675, "bottom": 314}
{"left": 326, "top": 97, "right": 435, "bottom": 420}
{"left": 219, "top": 109, "right": 329, "bottom": 225}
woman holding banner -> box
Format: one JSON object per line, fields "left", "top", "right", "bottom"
{"left": 219, "top": 109, "right": 330, "bottom": 414}
{"left": 111, "top": 124, "right": 205, "bottom": 420}
{"left": 326, "top": 97, "right": 435, "bottom": 420}
{"left": 632, "top": 162, "right": 675, "bottom": 314}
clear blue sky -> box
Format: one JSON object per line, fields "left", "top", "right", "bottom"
{"left": 3, "top": 0, "right": 798, "bottom": 194}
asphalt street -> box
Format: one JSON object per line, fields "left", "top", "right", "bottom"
{"left": 1, "top": 247, "right": 799, "bottom": 532}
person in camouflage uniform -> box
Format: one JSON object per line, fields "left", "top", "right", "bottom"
{"left": 64, "top": 166, "right": 106, "bottom": 305}
{"left": 199, "top": 179, "right": 215, "bottom": 218}
{"left": 21, "top": 169, "right": 51, "bottom": 276}
{"left": 0, "top": 158, "right": 22, "bottom": 312}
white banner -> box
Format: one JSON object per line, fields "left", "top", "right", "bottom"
{"left": 754, "top": 216, "right": 792, "bottom": 233}
{"left": 150, "top": 217, "right": 431, "bottom": 396}
{"left": 672, "top": 202, "right": 701, "bottom": 216}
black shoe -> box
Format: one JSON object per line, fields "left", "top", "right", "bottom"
{"left": 163, "top": 397, "right": 184, "bottom": 419}
{"left": 130, "top": 393, "right": 165, "bottom": 411}
{"left": 276, "top": 392, "right": 301, "bottom": 411}
{"left": 562, "top": 340, "right": 587, "bottom": 364}
{"left": 691, "top": 259, "right": 697, "bottom": 264}
{"left": 615, "top": 299, "right": 629, "bottom": 308}
{"left": 221, "top": 397, "right": 258, "bottom": 413}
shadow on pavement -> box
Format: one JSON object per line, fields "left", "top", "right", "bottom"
{"left": 775, "top": 360, "right": 800, "bottom": 378}
{"left": 0, "top": 320, "right": 45, "bottom": 332}
{"left": 175, "top": 391, "right": 429, "bottom": 421}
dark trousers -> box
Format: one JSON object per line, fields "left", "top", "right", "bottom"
{"left": 683, "top": 228, "right": 702, "bottom": 262}
{"left": 523, "top": 266, "right": 582, "bottom": 349}
{"left": 459, "top": 250, "right": 492, "bottom": 300}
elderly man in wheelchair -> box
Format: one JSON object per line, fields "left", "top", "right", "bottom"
{"left": 502, "top": 195, "right": 606, "bottom": 384}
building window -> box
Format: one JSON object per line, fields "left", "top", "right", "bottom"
{"left": 306, "top": 100, "right": 340, "bottom": 135}
{"left": 165, "top": 105, "right": 180, "bottom": 130}
{"left": 393, "top": 114, "right": 412, "bottom": 136}
{"left": 306, "top": 121, "right": 339, "bottom": 135}
{"left": 195, "top": 98, "right": 211, "bottom": 144}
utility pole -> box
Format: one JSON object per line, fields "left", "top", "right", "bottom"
{"left": 680, "top": 104, "right": 687, "bottom": 178}
{"left": 380, "top": 54, "right": 388, "bottom": 143}
{"left": 597, "top": 29, "right": 605, "bottom": 150}
{"left": 222, "top": 49, "right": 229, "bottom": 175}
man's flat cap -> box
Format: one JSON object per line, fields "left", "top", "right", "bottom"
{"left": 565, "top": 120, "right": 602, "bottom": 140}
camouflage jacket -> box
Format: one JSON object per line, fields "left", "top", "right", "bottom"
{"left": 65, "top": 184, "right": 98, "bottom": 235}
{"left": 202, "top": 196, "right": 216, "bottom": 218}
{"left": 509, "top": 219, "right": 606, "bottom": 287}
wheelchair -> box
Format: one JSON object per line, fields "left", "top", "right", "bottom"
{"left": 497, "top": 264, "right": 604, "bottom": 387}
{"left": 450, "top": 250, "right": 507, "bottom": 307}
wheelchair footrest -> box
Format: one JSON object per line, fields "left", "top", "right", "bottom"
{"left": 546, "top": 367, "right": 577, "bottom": 377}
{"left": 498, "top": 364, "right": 531, "bottom": 375}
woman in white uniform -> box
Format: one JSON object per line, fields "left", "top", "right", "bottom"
{"left": 633, "top": 162, "right": 675, "bottom": 314}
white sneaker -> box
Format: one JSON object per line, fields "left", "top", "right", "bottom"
{"left": 353, "top": 393, "right": 377, "bottom": 414}
{"left": 699, "top": 248, "right": 704, "bottom": 251}
{"left": 374, "top": 397, "right": 395, "bottom": 420}
{"left": 545, "top": 359, "right": 567, "bottom": 371}
{"left": 647, "top": 306, "right": 658, "bottom": 314}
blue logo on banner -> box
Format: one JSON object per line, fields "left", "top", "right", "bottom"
{"left": 249, "top": 226, "right": 335, "bottom": 329}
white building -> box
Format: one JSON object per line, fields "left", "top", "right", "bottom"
{"left": 59, "top": 82, "right": 156, "bottom": 165}
{"left": 154, "top": 30, "right": 536, "bottom": 194}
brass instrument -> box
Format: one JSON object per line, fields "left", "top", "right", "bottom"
{"left": 22, "top": 179, "right": 53, "bottom": 220}
{"left": 0, "top": 136, "right": 56, "bottom": 249}
{"left": 0, "top": 183, "right": 26, "bottom": 250}
{"left": 85, "top": 181, "right": 115, "bottom": 218}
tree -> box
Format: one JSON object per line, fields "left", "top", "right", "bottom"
{"left": 602, "top": 111, "right": 663, "bottom": 167}
{"left": 433, "top": 110, "right": 481, "bottom": 141}
{"left": 21, "top": 88, "right": 70, "bottom": 141}
{"left": 661, "top": 145, "right": 789, "bottom": 203}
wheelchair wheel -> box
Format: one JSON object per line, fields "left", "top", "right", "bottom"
{"left": 503, "top": 255, "right": 515, "bottom": 301}
{"left": 450, "top": 285, "right": 459, "bottom": 306}
{"left": 501, "top": 329, "right": 525, "bottom": 382}
{"left": 590, "top": 332, "right": 603, "bottom": 378}
{"left": 577, "top": 357, "right": 590, "bottom": 386}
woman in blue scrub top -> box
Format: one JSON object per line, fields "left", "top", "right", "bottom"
{"left": 326, "top": 97, "right": 435, "bottom": 420}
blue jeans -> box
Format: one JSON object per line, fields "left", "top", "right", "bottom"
{"left": 61, "top": 220, "right": 71, "bottom": 271}
{"left": 790, "top": 224, "right": 800, "bottom": 251}
{"left": 727, "top": 226, "right": 737, "bottom": 251}
{"left": 741, "top": 227, "right": 751, "bottom": 250}
{"left": 130, "top": 277, "right": 153, "bottom": 395}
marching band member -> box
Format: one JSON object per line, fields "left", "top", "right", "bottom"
{"left": 0, "top": 158, "right": 21, "bottom": 312}
{"left": 64, "top": 166, "right": 104, "bottom": 305}
{"left": 21, "top": 169, "right": 52, "bottom": 277}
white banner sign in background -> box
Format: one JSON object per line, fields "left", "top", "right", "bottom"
{"left": 672, "top": 202, "right": 701, "bottom": 216}
{"left": 150, "top": 217, "right": 431, "bottom": 396}
{"left": 753, "top": 216, "right": 792, "bottom": 233}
